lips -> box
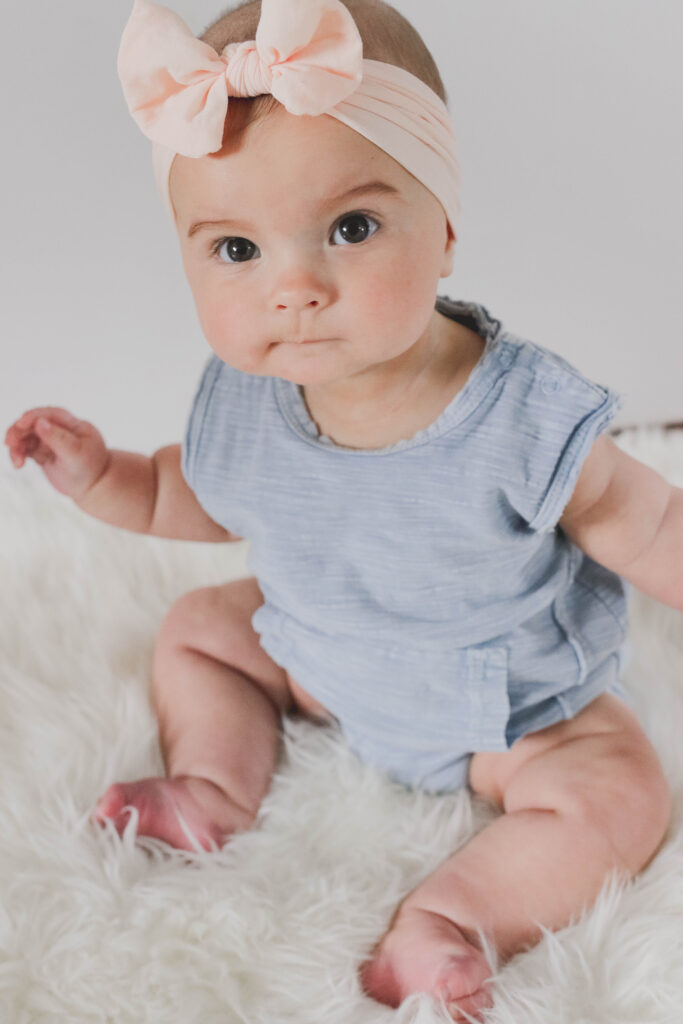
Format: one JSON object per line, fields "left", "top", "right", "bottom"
{"left": 283, "top": 338, "right": 328, "bottom": 344}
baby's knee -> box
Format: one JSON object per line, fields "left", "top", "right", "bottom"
{"left": 605, "top": 744, "right": 671, "bottom": 872}
{"left": 505, "top": 727, "right": 671, "bottom": 876}
{"left": 155, "top": 585, "right": 228, "bottom": 651}
{"left": 562, "top": 740, "right": 670, "bottom": 875}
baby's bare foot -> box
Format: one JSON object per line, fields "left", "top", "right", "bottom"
{"left": 92, "top": 775, "right": 254, "bottom": 852}
{"left": 360, "top": 904, "right": 494, "bottom": 1021}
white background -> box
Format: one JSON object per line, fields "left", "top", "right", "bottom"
{"left": 2, "top": 0, "right": 681, "bottom": 457}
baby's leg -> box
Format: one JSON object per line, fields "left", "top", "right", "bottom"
{"left": 93, "top": 578, "right": 296, "bottom": 851}
{"left": 361, "top": 694, "right": 671, "bottom": 1020}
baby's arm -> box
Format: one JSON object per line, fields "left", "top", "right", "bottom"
{"left": 559, "top": 434, "right": 683, "bottom": 611}
{"left": 5, "top": 406, "right": 238, "bottom": 543}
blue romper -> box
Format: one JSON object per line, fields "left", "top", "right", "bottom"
{"left": 181, "top": 296, "right": 633, "bottom": 794}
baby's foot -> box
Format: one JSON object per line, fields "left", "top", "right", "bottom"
{"left": 92, "top": 775, "right": 254, "bottom": 852}
{"left": 360, "top": 904, "right": 494, "bottom": 1021}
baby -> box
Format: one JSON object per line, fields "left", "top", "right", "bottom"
{"left": 5, "top": 0, "right": 681, "bottom": 1019}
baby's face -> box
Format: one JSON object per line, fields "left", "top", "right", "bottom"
{"left": 170, "top": 106, "right": 455, "bottom": 386}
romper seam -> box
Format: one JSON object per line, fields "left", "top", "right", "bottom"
{"left": 550, "top": 547, "right": 587, "bottom": 686}
{"left": 572, "top": 575, "right": 628, "bottom": 639}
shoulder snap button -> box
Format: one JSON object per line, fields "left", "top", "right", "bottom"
{"left": 540, "top": 374, "right": 561, "bottom": 395}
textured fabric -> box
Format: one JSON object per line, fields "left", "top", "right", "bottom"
{"left": 117, "top": 0, "right": 461, "bottom": 232}
{"left": 181, "top": 297, "right": 632, "bottom": 793}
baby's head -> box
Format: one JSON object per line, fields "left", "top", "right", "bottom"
{"left": 137, "top": 0, "right": 458, "bottom": 385}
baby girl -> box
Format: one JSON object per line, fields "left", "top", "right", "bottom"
{"left": 5, "top": 0, "right": 680, "bottom": 1018}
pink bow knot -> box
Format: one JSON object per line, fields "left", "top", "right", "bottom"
{"left": 117, "top": 0, "right": 364, "bottom": 158}
{"left": 221, "top": 42, "right": 272, "bottom": 99}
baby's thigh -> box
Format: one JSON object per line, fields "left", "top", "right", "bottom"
{"left": 155, "top": 577, "right": 295, "bottom": 715}
{"left": 469, "top": 693, "right": 668, "bottom": 818}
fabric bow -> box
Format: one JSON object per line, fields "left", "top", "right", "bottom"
{"left": 117, "top": 0, "right": 364, "bottom": 157}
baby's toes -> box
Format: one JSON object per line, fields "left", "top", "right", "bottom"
{"left": 433, "top": 949, "right": 494, "bottom": 1007}
{"left": 440, "top": 964, "right": 494, "bottom": 1021}
{"left": 93, "top": 783, "right": 132, "bottom": 831}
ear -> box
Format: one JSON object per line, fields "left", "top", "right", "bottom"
{"left": 440, "top": 221, "right": 456, "bottom": 278}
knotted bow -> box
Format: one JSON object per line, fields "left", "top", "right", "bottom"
{"left": 117, "top": 0, "right": 364, "bottom": 157}
{"left": 117, "top": 0, "right": 462, "bottom": 236}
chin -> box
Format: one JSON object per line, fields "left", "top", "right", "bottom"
{"left": 275, "top": 366, "right": 332, "bottom": 387}
{"left": 271, "top": 350, "right": 343, "bottom": 386}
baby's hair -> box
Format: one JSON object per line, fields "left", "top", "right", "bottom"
{"left": 200, "top": 0, "right": 448, "bottom": 140}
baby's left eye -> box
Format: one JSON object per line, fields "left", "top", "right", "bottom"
{"left": 331, "top": 213, "right": 380, "bottom": 246}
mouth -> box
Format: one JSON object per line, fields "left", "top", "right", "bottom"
{"left": 281, "top": 338, "right": 331, "bottom": 345}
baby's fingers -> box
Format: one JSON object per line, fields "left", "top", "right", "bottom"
{"left": 10, "top": 406, "right": 81, "bottom": 438}
{"left": 5, "top": 407, "right": 80, "bottom": 449}
{"left": 32, "top": 417, "right": 81, "bottom": 461}
{"left": 8, "top": 417, "right": 79, "bottom": 469}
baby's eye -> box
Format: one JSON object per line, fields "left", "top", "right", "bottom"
{"left": 330, "top": 212, "right": 380, "bottom": 246}
{"left": 212, "top": 237, "right": 260, "bottom": 264}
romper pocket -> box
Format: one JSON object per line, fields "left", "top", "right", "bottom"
{"left": 391, "top": 642, "right": 512, "bottom": 753}
{"left": 305, "top": 632, "right": 511, "bottom": 756}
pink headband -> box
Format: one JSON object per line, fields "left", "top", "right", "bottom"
{"left": 117, "top": 0, "right": 461, "bottom": 236}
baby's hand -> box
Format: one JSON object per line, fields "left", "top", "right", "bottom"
{"left": 4, "top": 406, "right": 110, "bottom": 501}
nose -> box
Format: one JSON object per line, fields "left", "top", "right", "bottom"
{"left": 271, "top": 266, "right": 331, "bottom": 313}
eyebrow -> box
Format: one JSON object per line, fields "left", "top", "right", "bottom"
{"left": 187, "top": 180, "right": 403, "bottom": 238}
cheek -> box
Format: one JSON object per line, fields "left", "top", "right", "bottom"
{"left": 189, "top": 283, "right": 223, "bottom": 344}
{"left": 200, "top": 310, "right": 225, "bottom": 351}
{"left": 184, "top": 264, "right": 237, "bottom": 338}
{"left": 191, "top": 283, "right": 243, "bottom": 352}
{"left": 183, "top": 256, "right": 228, "bottom": 339}
{"left": 354, "top": 246, "right": 437, "bottom": 331}
{"left": 191, "top": 286, "right": 266, "bottom": 372}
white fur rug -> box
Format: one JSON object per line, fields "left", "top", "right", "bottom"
{"left": 1, "top": 427, "right": 682, "bottom": 1024}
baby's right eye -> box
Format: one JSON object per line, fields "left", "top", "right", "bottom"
{"left": 211, "top": 237, "right": 260, "bottom": 264}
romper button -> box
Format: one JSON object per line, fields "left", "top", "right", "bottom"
{"left": 540, "top": 374, "right": 561, "bottom": 395}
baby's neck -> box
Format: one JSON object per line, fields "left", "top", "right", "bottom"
{"left": 300, "top": 314, "right": 485, "bottom": 450}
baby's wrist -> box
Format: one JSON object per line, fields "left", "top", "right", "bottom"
{"left": 73, "top": 449, "right": 156, "bottom": 535}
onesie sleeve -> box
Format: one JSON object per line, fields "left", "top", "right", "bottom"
{"left": 180, "top": 353, "right": 222, "bottom": 493}
{"left": 505, "top": 347, "right": 623, "bottom": 534}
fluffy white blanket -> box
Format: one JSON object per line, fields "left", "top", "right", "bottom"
{"left": 1, "top": 427, "right": 682, "bottom": 1024}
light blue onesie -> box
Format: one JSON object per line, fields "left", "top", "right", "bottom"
{"left": 181, "top": 296, "right": 633, "bottom": 794}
